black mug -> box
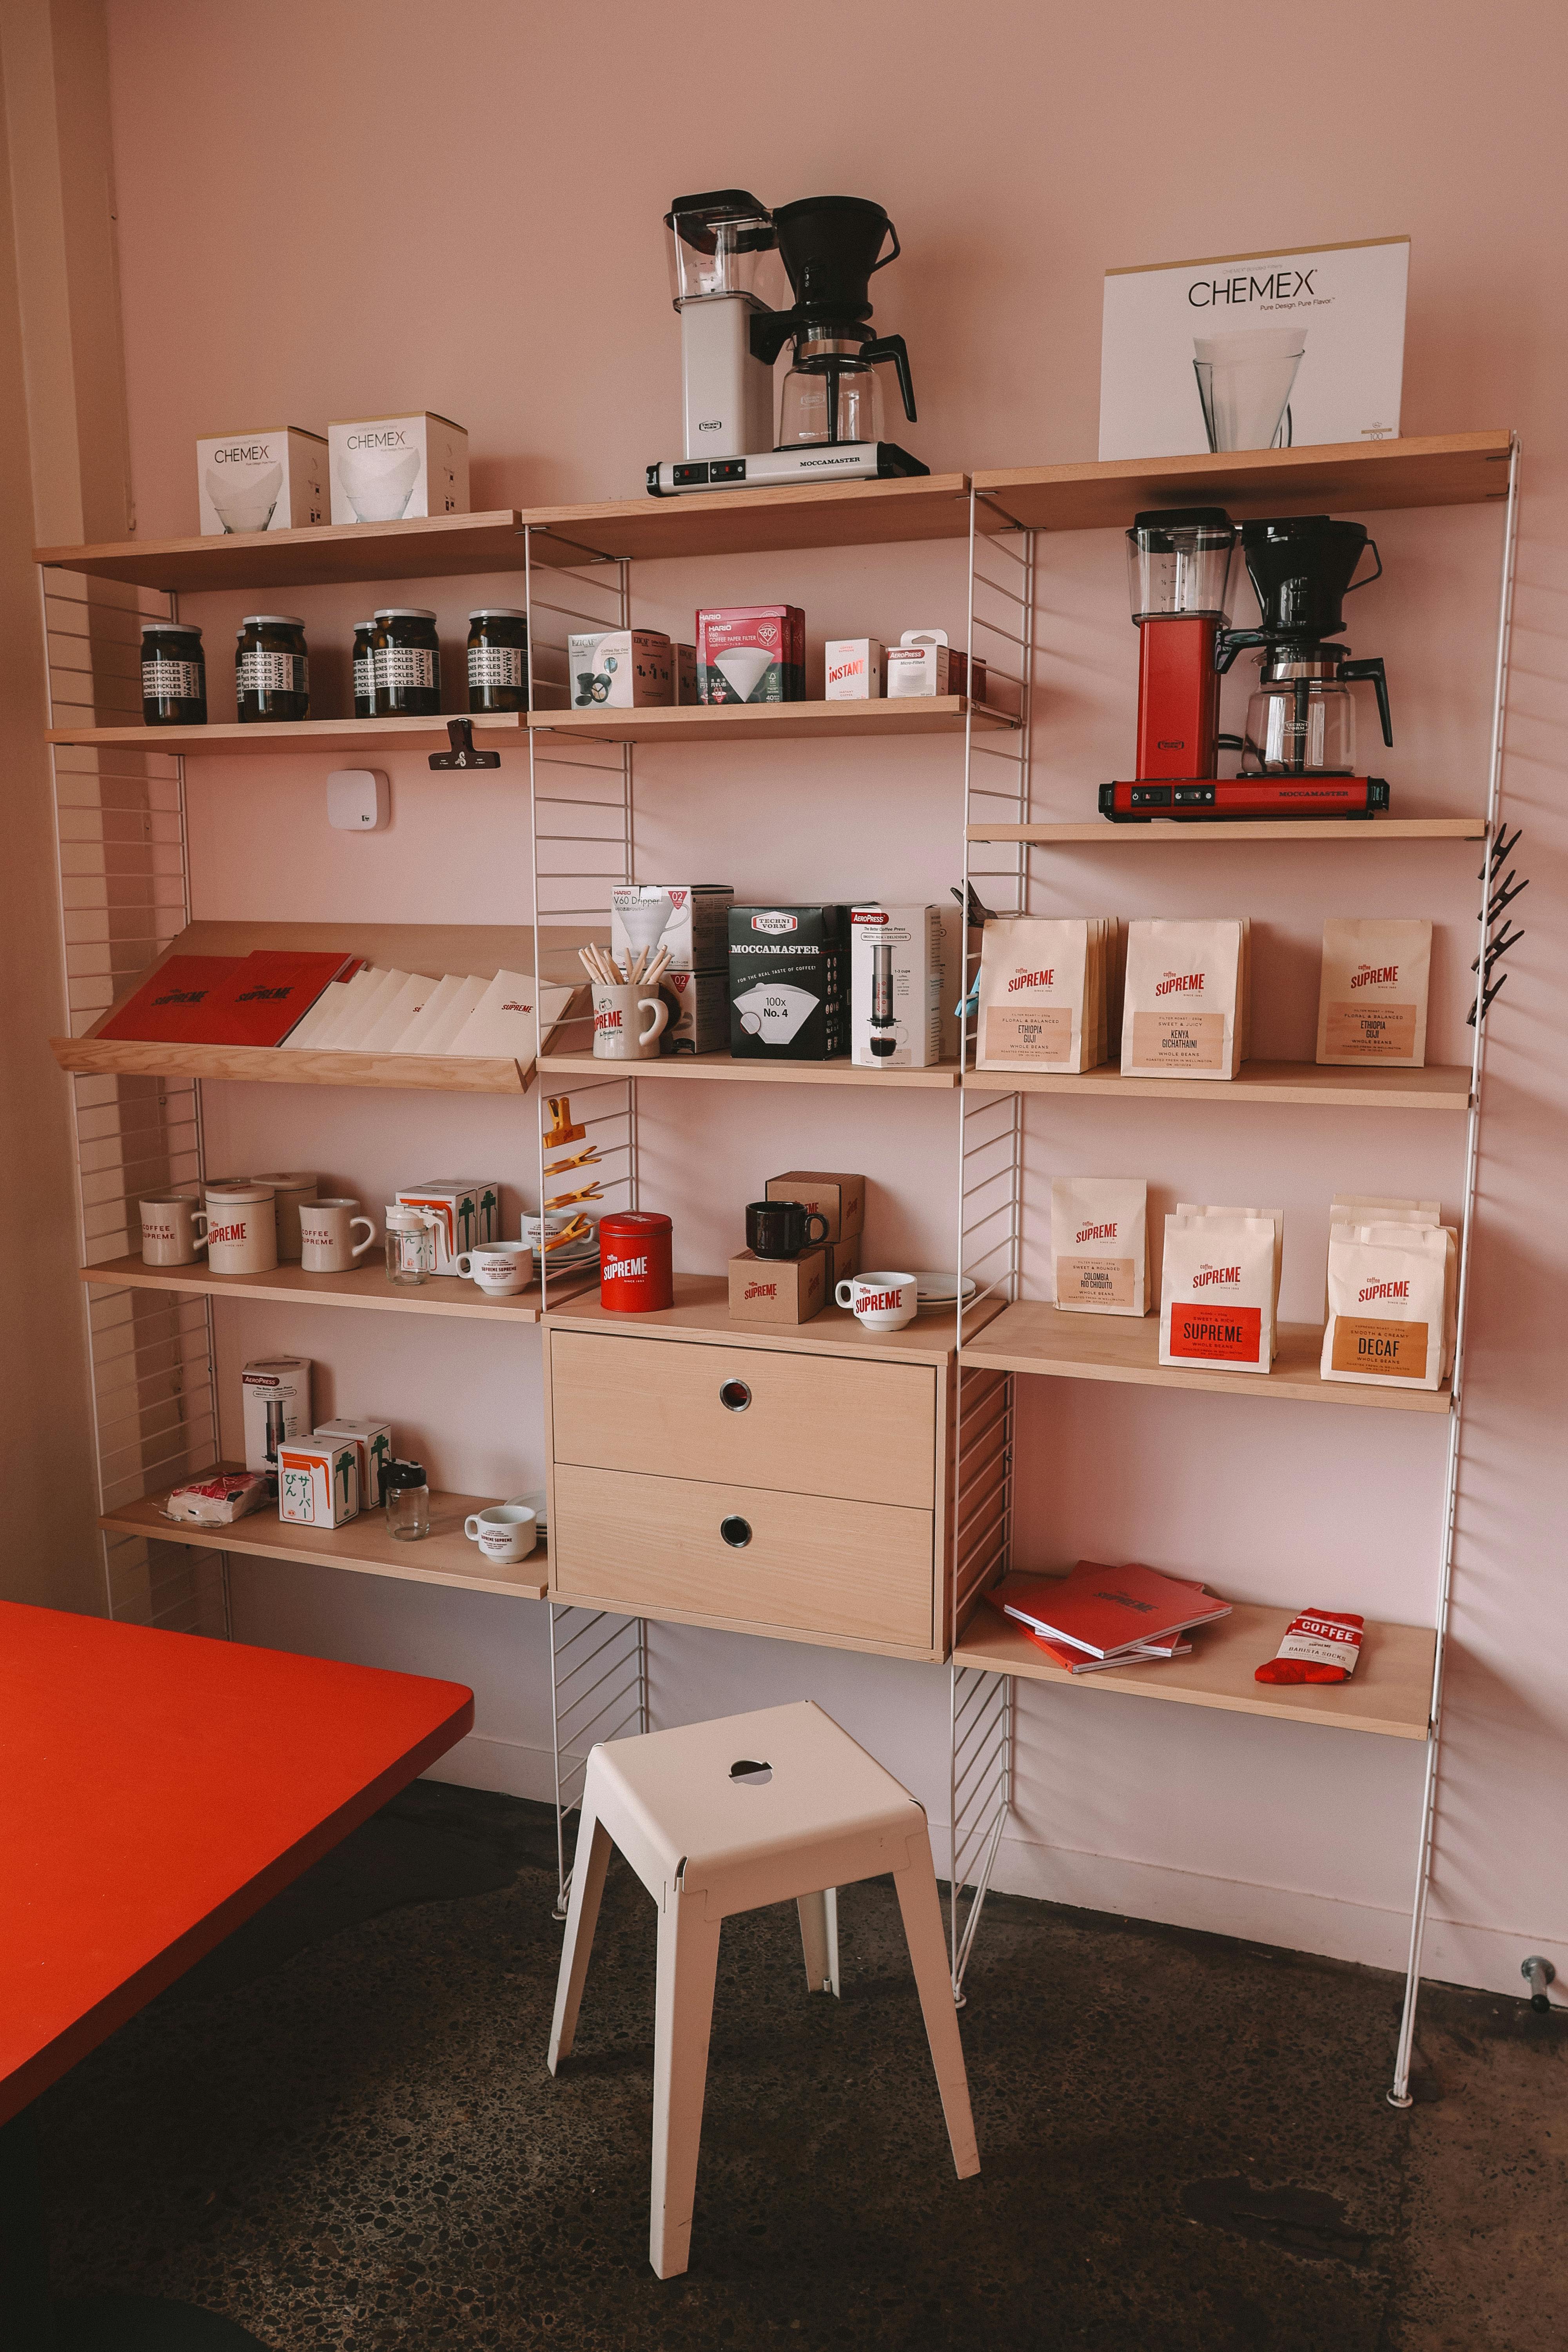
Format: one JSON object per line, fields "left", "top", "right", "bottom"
{"left": 746, "top": 1198, "right": 829, "bottom": 1261}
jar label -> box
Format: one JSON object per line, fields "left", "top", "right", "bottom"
{"left": 468, "top": 646, "right": 524, "bottom": 688}
{"left": 238, "top": 650, "right": 307, "bottom": 696}
{"left": 143, "top": 657, "right": 202, "bottom": 699}
{"left": 353, "top": 653, "right": 374, "bottom": 699}
{"left": 374, "top": 646, "right": 437, "bottom": 690}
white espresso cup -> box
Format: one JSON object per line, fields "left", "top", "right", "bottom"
{"left": 139, "top": 1194, "right": 209, "bottom": 1266}
{"left": 463, "top": 1503, "right": 537, "bottom": 1563}
{"left": 204, "top": 1183, "right": 278, "bottom": 1275}
{"left": 299, "top": 1197, "right": 377, "bottom": 1273}
{"left": 592, "top": 982, "right": 669, "bottom": 1062}
{"left": 252, "top": 1170, "right": 318, "bottom": 1261}
{"left": 455, "top": 1240, "right": 534, "bottom": 1296}
{"left": 836, "top": 1270, "right": 918, "bottom": 1332}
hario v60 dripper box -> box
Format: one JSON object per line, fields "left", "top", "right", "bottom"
{"left": 728, "top": 906, "right": 848, "bottom": 1060}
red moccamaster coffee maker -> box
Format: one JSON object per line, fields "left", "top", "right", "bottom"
{"left": 1099, "top": 507, "right": 1391, "bottom": 822}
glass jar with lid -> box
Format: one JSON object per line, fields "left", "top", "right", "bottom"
{"left": 351, "top": 621, "right": 376, "bottom": 718}
{"left": 383, "top": 1458, "right": 430, "bottom": 1542}
{"left": 467, "top": 608, "right": 529, "bottom": 713}
{"left": 372, "top": 608, "right": 441, "bottom": 717}
{"left": 385, "top": 1201, "right": 437, "bottom": 1285}
{"left": 236, "top": 615, "right": 310, "bottom": 722}
{"left": 141, "top": 621, "right": 207, "bottom": 726}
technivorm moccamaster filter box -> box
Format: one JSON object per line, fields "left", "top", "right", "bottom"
{"left": 728, "top": 906, "right": 848, "bottom": 1060}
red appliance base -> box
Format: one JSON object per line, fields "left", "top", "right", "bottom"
{"left": 1100, "top": 777, "right": 1390, "bottom": 822}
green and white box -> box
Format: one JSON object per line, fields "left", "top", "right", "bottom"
{"left": 314, "top": 1417, "right": 394, "bottom": 1508}
{"left": 277, "top": 1437, "right": 360, "bottom": 1528}
{"left": 395, "top": 1179, "right": 501, "bottom": 1273}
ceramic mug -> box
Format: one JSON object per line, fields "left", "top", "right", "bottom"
{"left": 463, "top": 1503, "right": 537, "bottom": 1563}
{"left": 456, "top": 1240, "right": 533, "bottom": 1296}
{"left": 252, "top": 1170, "right": 318, "bottom": 1261}
{"left": 592, "top": 982, "right": 669, "bottom": 1062}
{"left": 205, "top": 1183, "right": 278, "bottom": 1275}
{"left": 835, "top": 1270, "right": 918, "bottom": 1333}
{"left": 299, "top": 1197, "right": 377, "bottom": 1273}
{"left": 139, "top": 1194, "right": 209, "bottom": 1266}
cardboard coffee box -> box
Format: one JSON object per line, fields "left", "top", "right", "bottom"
{"left": 658, "top": 967, "right": 729, "bottom": 1054}
{"left": 328, "top": 412, "right": 468, "bottom": 524}
{"left": 241, "top": 1356, "right": 313, "bottom": 1472}
{"left": 765, "top": 1170, "right": 865, "bottom": 1243}
{"left": 568, "top": 630, "right": 673, "bottom": 709}
{"left": 824, "top": 1233, "right": 862, "bottom": 1288}
{"left": 612, "top": 884, "right": 734, "bottom": 973}
{"left": 314, "top": 1416, "right": 393, "bottom": 1508}
{"left": 277, "top": 1437, "right": 360, "bottom": 1528}
{"left": 196, "top": 427, "right": 327, "bottom": 535}
{"left": 728, "top": 906, "right": 848, "bottom": 1060}
{"left": 824, "top": 638, "right": 885, "bottom": 699}
{"left": 395, "top": 1179, "right": 501, "bottom": 1273}
{"left": 727, "top": 1247, "right": 828, "bottom": 1325}
{"left": 674, "top": 644, "right": 699, "bottom": 703}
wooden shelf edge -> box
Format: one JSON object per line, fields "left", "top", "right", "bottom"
{"left": 36, "top": 510, "right": 530, "bottom": 592}
{"left": 537, "top": 1050, "right": 963, "bottom": 1090}
{"left": 74, "top": 1255, "right": 604, "bottom": 1322}
{"left": 548, "top": 1583, "right": 942, "bottom": 1663}
{"left": 46, "top": 713, "right": 525, "bottom": 758}
{"left": 50, "top": 1034, "right": 534, "bottom": 1095}
{"left": 527, "top": 695, "right": 1015, "bottom": 744}
{"left": 964, "top": 1059, "right": 1472, "bottom": 1112}
{"left": 967, "top": 817, "right": 1490, "bottom": 844}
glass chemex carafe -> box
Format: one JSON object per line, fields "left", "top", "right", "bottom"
{"left": 1216, "top": 514, "right": 1392, "bottom": 777}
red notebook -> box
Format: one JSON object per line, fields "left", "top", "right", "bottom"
{"left": 96, "top": 956, "right": 242, "bottom": 1044}
{"left": 1000, "top": 1560, "right": 1231, "bottom": 1658}
{"left": 1023, "top": 1624, "right": 1193, "bottom": 1675}
{"left": 199, "top": 951, "right": 359, "bottom": 1047}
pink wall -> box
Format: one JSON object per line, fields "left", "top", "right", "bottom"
{"left": 102, "top": 0, "right": 1568, "bottom": 1996}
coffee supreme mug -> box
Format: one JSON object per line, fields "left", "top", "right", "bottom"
{"left": 592, "top": 981, "right": 669, "bottom": 1062}
{"left": 746, "top": 1198, "right": 829, "bottom": 1260}
{"left": 299, "top": 1197, "right": 377, "bottom": 1273}
{"left": 204, "top": 1183, "right": 278, "bottom": 1275}
{"left": 456, "top": 1240, "right": 533, "bottom": 1296}
{"left": 464, "top": 1503, "right": 537, "bottom": 1563}
{"left": 139, "top": 1195, "right": 209, "bottom": 1266}
{"left": 836, "top": 1270, "right": 918, "bottom": 1332}
{"left": 252, "top": 1170, "right": 318, "bottom": 1261}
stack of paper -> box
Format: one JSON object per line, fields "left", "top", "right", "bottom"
{"left": 991, "top": 1560, "right": 1230, "bottom": 1674}
{"left": 278, "top": 966, "right": 573, "bottom": 1058}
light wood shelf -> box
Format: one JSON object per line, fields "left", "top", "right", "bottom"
{"left": 538, "top": 1049, "right": 963, "bottom": 1091}
{"left": 956, "top": 1584, "right": 1434, "bottom": 1740}
{"left": 80, "top": 1254, "right": 598, "bottom": 1323}
{"left": 961, "top": 1300, "right": 1452, "bottom": 1414}
{"left": 973, "top": 431, "right": 1512, "bottom": 534}
{"left": 49, "top": 918, "right": 590, "bottom": 1097}
{"left": 967, "top": 816, "right": 1489, "bottom": 844}
{"left": 529, "top": 695, "right": 1013, "bottom": 746}
{"left": 101, "top": 1467, "right": 549, "bottom": 1601}
{"left": 523, "top": 474, "right": 976, "bottom": 564}
{"left": 544, "top": 1270, "right": 1004, "bottom": 1367}
{"left": 47, "top": 713, "right": 524, "bottom": 759}
{"left": 36, "top": 510, "right": 530, "bottom": 594}
{"left": 966, "top": 1058, "right": 1471, "bottom": 1113}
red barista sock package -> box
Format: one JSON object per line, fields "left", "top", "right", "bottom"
{"left": 1255, "top": 1610, "right": 1365, "bottom": 1685}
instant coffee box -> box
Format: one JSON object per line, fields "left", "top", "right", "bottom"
{"left": 1316, "top": 918, "right": 1432, "bottom": 1067}
{"left": 729, "top": 907, "right": 848, "bottom": 1059}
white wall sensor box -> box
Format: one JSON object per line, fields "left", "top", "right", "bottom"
{"left": 196, "top": 427, "right": 327, "bottom": 535}
{"left": 328, "top": 412, "right": 469, "bottom": 524}
{"left": 327, "top": 769, "right": 390, "bottom": 831}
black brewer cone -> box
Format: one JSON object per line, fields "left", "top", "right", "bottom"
{"left": 1241, "top": 515, "right": 1372, "bottom": 640}
{"left": 772, "top": 195, "right": 894, "bottom": 328}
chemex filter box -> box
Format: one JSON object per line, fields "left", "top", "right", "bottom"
{"left": 328, "top": 412, "right": 468, "bottom": 524}
{"left": 313, "top": 1416, "right": 393, "bottom": 1508}
{"left": 696, "top": 605, "right": 805, "bottom": 703}
{"left": 196, "top": 427, "right": 327, "bottom": 536}
{"left": 727, "top": 1247, "right": 828, "bottom": 1325}
{"left": 728, "top": 907, "right": 848, "bottom": 1060}
{"left": 278, "top": 1438, "right": 361, "bottom": 1528}
{"left": 395, "top": 1179, "right": 501, "bottom": 1274}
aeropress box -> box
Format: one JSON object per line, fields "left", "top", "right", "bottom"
{"left": 850, "top": 904, "right": 946, "bottom": 1068}
{"left": 728, "top": 907, "right": 848, "bottom": 1060}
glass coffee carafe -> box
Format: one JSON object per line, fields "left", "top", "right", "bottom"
{"left": 1242, "top": 646, "right": 1392, "bottom": 777}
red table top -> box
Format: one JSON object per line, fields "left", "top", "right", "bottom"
{"left": 0, "top": 1601, "right": 473, "bottom": 2122}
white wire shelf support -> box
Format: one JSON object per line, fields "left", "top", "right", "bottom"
{"left": 547, "top": 1604, "right": 649, "bottom": 1918}
{"left": 40, "top": 566, "right": 228, "bottom": 1635}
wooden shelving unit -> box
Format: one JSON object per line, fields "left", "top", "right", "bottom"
{"left": 80, "top": 1255, "right": 598, "bottom": 1323}
{"left": 968, "top": 817, "right": 1489, "bottom": 845}
{"left": 523, "top": 474, "right": 977, "bottom": 564}
{"left": 530, "top": 696, "right": 1012, "bottom": 747}
{"left": 965, "top": 1059, "right": 1471, "bottom": 1113}
{"left": 955, "top": 1586, "right": 1435, "bottom": 1741}
{"left": 47, "top": 713, "right": 524, "bottom": 760}
{"left": 101, "top": 1469, "right": 549, "bottom": 1602}
{"left": 537, "top": 1049, "right": 963, "bottom": 1091}
{"left": 960, "top": 1300, "right": 1451, "bottom": 1415}
{"left": 35, "top": 509, "right": 530, "bottom": 593}
{"left": 544, "top": 1272, "right": 1004, "bottom": 1368}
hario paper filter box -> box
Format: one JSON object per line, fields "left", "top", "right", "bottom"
{"left": 197, "top": 428, "right": 327, "bottom": 535}
{"left": 611, "top": 884, "right": 733, "bottom": 973}
{"left": 657, "top": 967, "right": 729, "bottom": 1054}
{"left": 329, "top": 412, "right": 469, "bottom": 523}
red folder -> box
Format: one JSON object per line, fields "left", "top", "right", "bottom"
{"left": 96, "top": 956, "right": 242, "bottom": 1044}
{"left": 1000, "top": 1560, "right": 1230, "bottom": 1657}
{"left": 1022, "top": 1624, "right": 1193, "bottom": 1674}
{"left": 191, "top": 951, "right": 359, "bottom": 1047}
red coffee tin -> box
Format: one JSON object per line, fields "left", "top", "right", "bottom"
{"left": 598, "top": 1210, "right": 673, "bottom": 1313}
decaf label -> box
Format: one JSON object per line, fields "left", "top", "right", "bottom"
{"left": 1058, "top": 1253, "right": 1134, "bottom": 1309}
{"left": 1132, "top": 1010, "right": 1225, "bottom": 1069}
{"left": 985, "top": 1005, "right": 1073, "bottom": 1063}
{"left": 1168, "top": 1303, "right": 1262, "bottom": 1362}
{"left": 1331, "top": 1316, "right": 1428, "bottom": 1376}
{"left": 1325, "top": 1001, "right": 1417, "bottom": 1059}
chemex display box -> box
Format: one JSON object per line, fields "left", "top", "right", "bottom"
{"left": 611, "top": 883, "right": 733, "bottom": 973}
{"left": 765, "top": 1169, "right": 865, "bottom": 1242}
{"left": 395, "top": 1179, "right": 501, "bottom": 1274}
{"left": 196, "top": 427, "right": 327, "bottom": 536}
{"left": 696, "top": 604, "right": 806, "bottom": 704}
{"left": 277, "top": 1437, "right": 361, "bottom": 1528}
{"left": 657, "top": 967, "right": 729, "bottom": 1054}
{"left": 727, "top": 1247, "right": 827, "bottom": 1325}
{"left": 241, "top": 1356, "right": 312, "bottom": 1472}
{"left": 569, "top": 630, "right": 674, "bottom": 708}
{"left": 314, "top": 1416, "right": 393, "bottom": 1508}
{"left": 328, "top": 411, "right": 469, "bottom": 524}
{"left": 728, "top": 907, "right": 848, "bottom": 1061}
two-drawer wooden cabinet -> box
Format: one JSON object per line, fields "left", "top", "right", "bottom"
{"left": 543, "top": 1276, "right": 1008, "bottom": 1661}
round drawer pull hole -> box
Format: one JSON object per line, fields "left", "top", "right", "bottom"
{"left": 719, "top": 1379, "right": 752, "bottom": 1413}
{"left": 720, "top": 1514, "right": 753, "bottom": 1549}
{"left": 729, "top": 1758, "right": 772, "bottom": 1786}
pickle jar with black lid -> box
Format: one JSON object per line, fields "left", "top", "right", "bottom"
{"left": 467, "top": 608, "right": 529, "bottom": 713}
{"left": 235, "top": 615, "right": 309, "bottom": 722}
{"left": 351, "top": 621, "right": 376, "bottom": 718}
{"left": 372, "top": 607, "right": 441, "bottom": 717}
{"left": 141, "top": 621, "right": 206, "bottom": 726}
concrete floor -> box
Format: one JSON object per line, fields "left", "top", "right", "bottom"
{"left": 35, "top": 1782, "right": 1566, "bottom": 2350}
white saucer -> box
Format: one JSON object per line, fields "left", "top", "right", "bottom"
{"left": 911, "top": 1272, "right": 977, "bottom": 1310}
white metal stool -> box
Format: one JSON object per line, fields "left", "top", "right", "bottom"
{"left": 547, "top": 1699, "right": 981, "bottom": 2278}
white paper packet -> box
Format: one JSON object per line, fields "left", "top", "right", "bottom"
{"left": 1160, "top": 1210, "right": 1277, "bottom": 1372}
{"left": 1316, "top": 918, "right": 1432, "bottom": 1068}
{"left": 1051, "top": 1178, "right": 1150, "bottom": 1316}
{"left": 977, "top": 918, "right": 1101, "bottom": 1073}
{"left": 1321, "top": 1220, "right": 1454, "bottom": 1389}
{"left": 1122, "top": 918, "right": 1247, "bottom": 1080}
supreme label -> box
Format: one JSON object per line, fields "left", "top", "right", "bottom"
{"left": 1330, "top": 1317, "right": 1429, "bottom": 1376}
{"left": 1325, "top": 1002, "right": 1417, "bottom": 1059}
{"left": 603, "top": 1253, "right": 648, "bottom": 1281}
{"left": 985, "top": 1005, "right": 1073, "bottom": 1063}
{"left": 1058, "top": 1253, "right": 1134, "bottom": 1309}
{"left": 1131, "top": 1010, "right": 1225, "bottom": 1070}
{"left": 1168, "top": 1303, "right": 1263, "bottom": 1362}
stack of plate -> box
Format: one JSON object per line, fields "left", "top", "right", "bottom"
{"left": 535, "top": 1232, "right": 599, "bottom": 1274}
{"left": 910, "top": 1272, "right": 978, "bottom": 1316}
